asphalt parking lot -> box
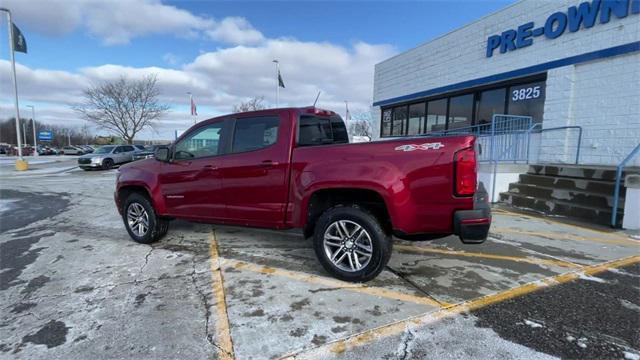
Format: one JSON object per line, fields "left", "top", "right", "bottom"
{"left": 1, "top": 159, "right": 639, "bottom": 359}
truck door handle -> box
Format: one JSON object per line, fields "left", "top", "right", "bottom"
{"left": 202, "top": 165, "right": 218, "bottom": 171}
{"left": 260, "top": 160, "right": 278, "bottom": 167}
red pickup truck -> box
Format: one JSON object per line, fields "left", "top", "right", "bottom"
{"left": 115, "top": 107, "right": 490, "bottom": 281}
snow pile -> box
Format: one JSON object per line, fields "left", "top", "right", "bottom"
{"left": 524, "top": 320, "right": 544, "bottom": 328}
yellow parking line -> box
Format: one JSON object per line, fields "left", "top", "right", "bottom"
{"left": 395, "top": 244, "right": 580, "bottom": 268}
{"left": 209, "top": 231, "right": 235, "bottom": 360}
{"left": 494, "top": 227, "right": 639, "bottom": 246}
{"left": 280, "top": 255, "right": 640, "bottom": 359}
{"left": 221, "top": 258, "right": 450, "bottom": 308}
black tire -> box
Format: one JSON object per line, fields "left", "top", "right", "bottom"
{"left": 122, "top": 192, "right": 169, "bottom": 244}
{"left": 102, "top": 158, "right": 114, "bottom": 170}
{"left": 313, "top": 204, "right": 392, "bottom": 282}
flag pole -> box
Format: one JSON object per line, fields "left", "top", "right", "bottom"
{"left": 273, "top": 59, "right": 279, "bottom": 108}
{"left": 2, "top": 8, "right": 24, "bottom": 161}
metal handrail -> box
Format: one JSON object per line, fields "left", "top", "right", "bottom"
{"left": 526, "top": 124, "right": 583, "bottom": 164}
{"left": 611, "top": 142, "right": 640, "bottom": 228}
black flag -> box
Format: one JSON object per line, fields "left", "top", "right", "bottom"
{"left": 278, "top": 69, "right": 285, "bottom": 88}
{"left": 12, "top": 23, "right": 27, "bottom": 53}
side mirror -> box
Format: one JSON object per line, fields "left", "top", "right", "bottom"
{"left": 155, "top": 146, "right": 171, "bottom": 162}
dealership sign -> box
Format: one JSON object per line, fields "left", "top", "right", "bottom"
{"left": 38, "top": 130, "right": 53, "bottom": 141}
{"left": 486, "top": 0, "right": 639, "bottom": 57}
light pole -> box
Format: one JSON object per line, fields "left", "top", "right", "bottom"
{"left": 27, "top": 105, "right": 37, "bottom": 156}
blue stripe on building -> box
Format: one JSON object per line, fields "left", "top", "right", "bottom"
{"left": 373, "top": 41, "right": 640, "bottom": 107}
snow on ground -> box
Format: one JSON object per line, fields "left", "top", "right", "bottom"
{"left": 0, "top": 156, "right": 77, "bottom": 166}
{"left": 0, "top": 198, "right": 19, "bottom": 214}
{"left": 625, "top": 351, "right": 640, "bottom": 360}
{"left": 524, "top": 320, "right": 544, "bottom": 328}
{"left": 577, "top": 273, "right": 607, "bottom": 283}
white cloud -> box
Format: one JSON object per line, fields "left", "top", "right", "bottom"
{"left": 1, "top": 1, "right": 397, "bottom": 141}
{"left": 3, "top": 0, "right": 262, "bottom": 46}
{"left": 1, "top": 37, "right": 395, "bottom": 139}
{"left": 205, "top": 17, "right": 265, "bottom": 45}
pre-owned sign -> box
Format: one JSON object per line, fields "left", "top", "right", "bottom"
{"left": 486, "top": 0, "right": 639, "bottom": 57}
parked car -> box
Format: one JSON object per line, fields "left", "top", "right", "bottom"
{"left": 38, "top": 146, "right": 58, "bottom": 155}
{"left": 133, "top": 145, "right": 146, "bottom": 151}
{"left": 61, "top": 146, "right": 85, "bottom": 155}
{"left": 78, "top": 145, "right": 137, "bottom": 170}
{"left": 132, "top": 145, "right": 160, "bottom": 161}
{"left": 114, "top": 107, "right": 490, "bottom": 282}
{"left": 78, "top": 145, "right": 94, "bottom": 153}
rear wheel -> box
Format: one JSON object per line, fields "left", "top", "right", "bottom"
{"left": 313, "top": 205, "right": 392, "bottom": 282}
{"left": 102, "top": 158, "right": 114, "bottom": 170}
{"left": 122, "top": 193, "right": 169, "bottom": 244}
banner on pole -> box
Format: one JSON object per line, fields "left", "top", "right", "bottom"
{"left": 12, "top": 23, "right": 27, "bottom": 53}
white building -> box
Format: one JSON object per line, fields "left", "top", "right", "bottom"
{"left": 372, "top": 0, "right": 640, "bottom": 167}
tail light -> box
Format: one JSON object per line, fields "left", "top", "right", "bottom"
{"left": 454, "top": 147, "right": 477, "bottom": 197}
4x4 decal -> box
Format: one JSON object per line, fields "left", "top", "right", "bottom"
{"left": 394, "top": 142, "right": 445, "bottom": 152}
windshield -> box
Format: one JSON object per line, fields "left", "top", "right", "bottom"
{"left": 94, "top": 146, "right": 115, "bottom": 154}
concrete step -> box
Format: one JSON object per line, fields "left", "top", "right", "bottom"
{"left": 507, "top": 183, "right": 625, "bottom": 210}
{"left": 528, "top": 164, "right": 640, "bottom": 182}
{"left": 518, "top": 173, "right": 621, "bottom": 195}
{"left": 499, "top": 192, "right": 622, "bottom": 227}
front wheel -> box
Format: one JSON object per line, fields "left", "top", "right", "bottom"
{"left": 313, "top": 205, "right": 392, "bottom": 282}
{"left": 102, "top": 158, "right": 114, "bottom": 170}
{"left": 122, "top": 193, "right": 169, "bottom": 244}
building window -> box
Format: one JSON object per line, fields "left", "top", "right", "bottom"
{"left": 392, "top": 106, "right": 407, "bottom": 136}
{"left": 448, "top": 94, "right": 474, "bottom": 130}
{"left": 381, "top": 109, "right": 392, "bottom": 137}
{"left": 426, "top": 98, "right": 447, "bottom": 133}
{"left": 408, "top": 103, "right": 425, "bottom": 135}
{"left": 379, "top": 76, "right": 546, "bottom": 138}
{"left": 507, "top": 81, "right": 546, "bottom": 123}
{"left": 476, "top": 88, "right": 507, "bottom": 128}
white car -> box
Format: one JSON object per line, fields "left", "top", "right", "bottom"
{"left": 61, "top": 146, "right": 85, "bottom": 155}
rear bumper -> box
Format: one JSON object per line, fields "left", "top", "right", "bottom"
{"left": 453, "top": 208, "right": 491, "bottom": 244}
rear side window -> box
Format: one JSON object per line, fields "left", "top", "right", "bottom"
{"left": 298, "top": 115, "right": 348, "bottom": 146}
{"left": 330, "top": 117, "right": 348, "bottom": 143}
{"left": 232, "top": 117, "right": 279, "bottom": 153}
{"left": 123, "top": 146, "right": 135, "bottom": 152}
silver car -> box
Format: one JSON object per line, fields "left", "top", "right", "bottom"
{"left": 61, "top": 146, "right": 85, "bottom": 155}
{"left": 78, "top": 145, "right": 137, "bottom": 170}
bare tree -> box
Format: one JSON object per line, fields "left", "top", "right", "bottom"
{"left": 73, "top": 74, "right": 169, "bottom": 144}
{"left": 348, "top": 112, "right": 373, "bottom": 140}
{"left": 233, "top": 96, "right": 266, "bottom": 113}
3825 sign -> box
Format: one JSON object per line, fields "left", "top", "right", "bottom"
{"left": 511, "top": 86, "right": 541, "bottom": 102}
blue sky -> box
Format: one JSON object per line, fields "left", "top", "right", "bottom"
{"left": 0, "top": 0, "right": 513, "bottom": 139}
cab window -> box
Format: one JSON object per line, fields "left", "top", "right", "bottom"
{"left": 174, "top": 122, "right": 225, "bottom": 160}
{"left": 298, "top": 115, "right": 348, "bottom": 146}
{"left": 231, "top": 117, "right": 279, "bottom": 153}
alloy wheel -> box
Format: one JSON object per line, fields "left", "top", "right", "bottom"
{"left": 127, "top": 202, "right": 149, "bottom": 237}
{"left": 323, "top": 220, "right": 373, "bottom": 272}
